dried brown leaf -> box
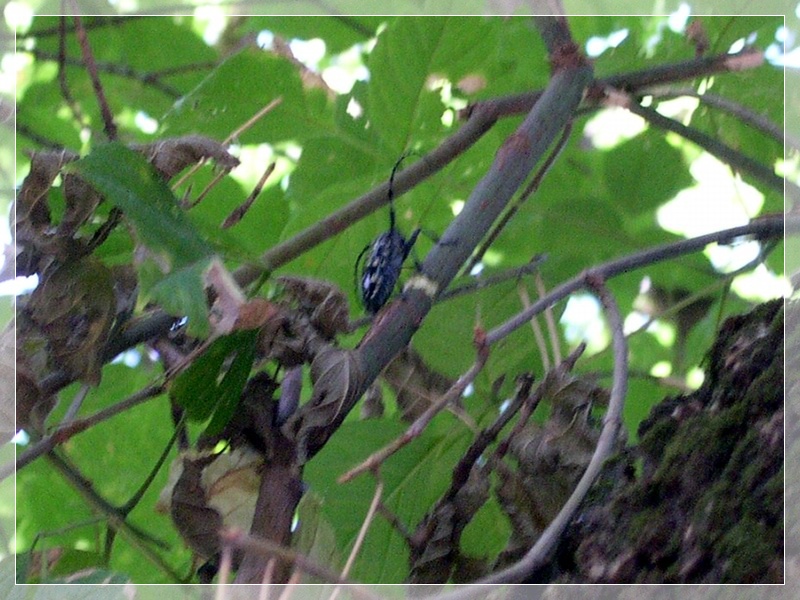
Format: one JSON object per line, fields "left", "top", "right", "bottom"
{"left": 291, "top": 347, "right": 365, "bottom": 463}
{"left": 26, "top": 257, "right": 116, "bottom": 385}
{"left": 16, "top": 150, "right": 82, "bottom": 270}
{"left": 59, "top": 173, "right": 104, "bottom": 237}
{"left": 205, "top": 258, "right": 246, "bottom": 335}
{"left": 136, "top": 135, "right": 240, "bottom": 180}
{"left": 236, "top": 298, "right": 281, "bottom": 332}
{"left": 493, "top": 370, "right": 625, "bottom": 568}
{"left": 278, "top": 276, "right": 350, "bottom": 338}
{"left": 383, "top": 347, "right": 453, "bottom": 420}
{"left": 16, "top": 150, "right": 77, "bottom": 235}
{"left": 169, "top": 452, "right": 225, "bottom": 560}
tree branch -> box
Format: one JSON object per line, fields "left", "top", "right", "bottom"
{"left": 11, "top": 382, "right": 165, "bottom": 476}
{"left": 22, "top": 49, "right": 187, "bottom": 98}
{"left": 486, "top": 213, "right": 792, "bottom": 346}
{"left": 461, "top": 47, "right": 765, "bottom": 121}
{"left": 648, "top": 87, "right": 786, "bottom": 147}
{"left": 627, "top": 101, "right": 783, "bottom": 193}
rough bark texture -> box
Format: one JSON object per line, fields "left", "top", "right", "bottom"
{"left": 550, "top": 299, "right": 784, "bottom": 584}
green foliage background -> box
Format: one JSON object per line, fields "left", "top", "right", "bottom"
{"left": 6, "top": 12, "right": 788, "bottom": 586}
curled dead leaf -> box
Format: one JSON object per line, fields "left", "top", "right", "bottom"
{"left": 135, "top": 135, "right": 240, "bottom": 180}
{"left": 277, "top": 276, "right": 350, "bottom": 338}
{"left": 16, "top": 149, "right": 83, "bottom": 271}
{"left": 493, "top": 369, "right": 624, "bottom": 568}
{"left": 290, "top": 347, "right": 365, "bottom": 463}
{"left": 169, "top": 452, "right": 224, "bottom": 561}
{"left": 236, "top": 298, "right": 281, "bottom": 331}
{"left": 165, "top": 448, "right": 263, "bottom": 561}
{"left": 25, "top": 257, "right": 116, "bottom": 385}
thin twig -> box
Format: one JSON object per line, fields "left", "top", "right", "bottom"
{"left": 60, "top": 384, "right": 90, "bottom": 425}
{"left": 184, "top": 168, "right": 229, "bottom": 209}
{"left": 12, "top": 382, "right": 165, "bottom": 475}
{"left": 22, "top": 50, "right": 185, "bottom": 98}
{"left": 24, "top": 15, "right": 148, "bottom": 38}
{"left": 259, "top": 559, "right": 277, "bottom": 599}
{"left": 15, "top": 124, "right": 65, "bottom": 149}
{"left": 120, "top": 413, "right": 185, "bottom": 514}
{"left": 71, "top": 10, "right": 117, "bottom": 140}
{"left": 444, "top": 374, "right": 535, "bottom": 501}
{"left": 627, "top": 100, "right": 782, "bottom": 193}
{"left": 536, "top": 273, "right": 562, "bottom": 366}
{"left": 464, "top": 123, "right": 571, "bottom": 275}
{"left": 225, "top": 97, "right": 284, "bottom": 144}
{"left": 442, "top": 254, "right": 548, "bottom": 302}
{"left": 87, "top": 207, "right": 123, "bottom": 250}
{"left": 57, "top": 15, "right": 86, "bottom": 130}
{"left": 377, "top": 501, "right": 413, "bottom": 542}
{"left": 171, "top": 97, "right": 282, "bottom": 190}
{"left": 45, "top": 451, "right": 184, "bottom": 581}
{"left": 329, "top": 479, "right": 384, "bottom": 600}
{"left": 648, "top": 87, "right": 786, "bottom": 147}
{"left": 494, "top": 343, "right": 585, "bottom": 463}
{"left": 222, "top": 161, "right": 276, "bottom": 228}
{"left": 338, "top": 339, "right": 489, "bottom": 484}
{"left": 221, "top": 529, "right": 380, "bottom": 600}
{"left": 517, "top": 282, "right": 551, "bottom": 372}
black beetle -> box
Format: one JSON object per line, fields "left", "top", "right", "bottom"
{"left": 355, "top": 155, "right": 421, "bottom": 314}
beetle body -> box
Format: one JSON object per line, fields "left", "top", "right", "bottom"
{"left": 356, "top": 153, "right": 421, "bottom": 314}
{"left": 360, "top": 227, "right": 420, "bottom": 314}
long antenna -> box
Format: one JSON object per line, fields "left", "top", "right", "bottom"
{"left": 387, "top": 151, "right": 417, "bottom": 231}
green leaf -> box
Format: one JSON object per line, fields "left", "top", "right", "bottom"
{"left": 144, "top": 259, "right": 213, "bottom": 337}
{"left": 66, "top": 142, "right": 213, "bottom": 267}
{"left": 67, "top": 142, "right": 218, "bottom": 336}
{"left": 603, "top": 131, "right": 693, "bottom": 218}
{"left": 368, "top": 17, "right": 499, "bottom": 152}
{"left": 169, "top": 330, "right": 258, "bottom": 436}
{"left": 242, "top": 16, "right": 384, "bottom": 54}
{"left": 160, "top": 48, "right": 330, "bottom": 144}
{"left": 460, "top": 495, "right": 510, "bottom": 559}
{"left": 304, "top": 416, "right": 471, "bottom": 583}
